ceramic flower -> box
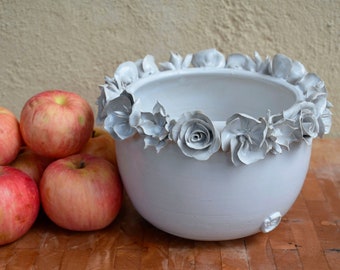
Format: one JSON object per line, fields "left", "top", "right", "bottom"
{"left": 266, "top": 110, "right": 298, "bottom": 154}
{"left": 103, "top": 91, "right": 137, "bottom": 140}
{"left": 169, "top": 111, "right": 220, "bottom": 160}
{"left": 133, "top": 102, "right": 170, "bottom": 152}
{"left": 159, "top": 52, "right": 193, "bottom": 70}
{"left": 298, "top": 72, "right": 326, "bottom": 96}
{"left": 192, "top": 49, "right": 225, "bottom": 68}
{"left": 269, "top": 54, "right": 306, "bottom": 84}
{"left": 267, "top": 113, "right": 298, "bottom": 152}
{"left": 298, "top": 73, "right": 333, "bottom": 136}
{"left": 226, "top": 53, "right": 256, "bottom": 71}
{"left": 282, "top": 101, "right": 320, "bottom": 145}
{"left": 114, "top": 61, "right": 139, "bottom": 86}
{"left": 253, "top": 52, "right": 271, "bottom": 74}
{"left": 286, "top": 60, "right": 306, "bottom": 84}
{"left": 101, "top": 75, "right": 125, "bottom": 100}
{"left": 307, "top": 91, "right": 327, "bottom": 118}
{"left": 263, "top": 111, "right": 285, "bottom": 154}
{"left": 97, "top": 88, "right": 108, "bottom": 123}
{"left": 135, "top": 55, "right": 159, "bottom": 78}
{"left": 269, "top": 54, "right": 292, "bottom": 79}
{"left": 221, "top": 113, "right": 268, "bottom": 166}
{"left": 318, "top": 107, "right": 332, "bottom": 136}
{"left": 98, "top": 49, "right": 333, "bottom": 166}
{"left": 97, "top": 75, "right": 126, "bottom": 123}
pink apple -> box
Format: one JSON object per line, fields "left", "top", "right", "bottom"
{"left": 78, "top": 127, "right": 117, "bottom": 166}
{"left": 40, "top": 154, "right": 123, "bottom": 231}
{"left": 10, "top": 146, "right": 54, "bottom": 185}
{"left": 20, "top": 90, "right": 94, "bottom": 159}
{"left": 0, "top": 166, "right": 40, "bottom": 245}
{"left": 0, "top": 107, "right": 22, "bottom": 165}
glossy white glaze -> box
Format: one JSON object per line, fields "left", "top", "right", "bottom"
{"left": 116, "top": 135, "right": 311, "bottom": 240}
{"left": 114, "top": 69, "right": 312, "bottom": 240}
{"left": 99, "top": 50, "right": 331, "bottom": 240}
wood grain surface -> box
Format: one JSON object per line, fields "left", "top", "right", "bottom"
{"left": 0, "top": 138, "right": 339, "bottom": 270}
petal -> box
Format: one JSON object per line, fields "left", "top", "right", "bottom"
{"left": 318, "top": 108, "right": 332, "bottom": 136}
{"left": 298, "top": 73, "right": 324, "bottom": 94}
{"left": 141, "top": 55, "right": 159, "bottom": 77}
{"left": 182, "top": 54, "right": 193, "bottom": 68}
{"left": 105, "top": 94, "right": 132, "bottom": 115}
{"left": 249, "top": 118, "right": 268, "bottom": 146}
{"left": 226, "top": 53, "right": 256, "bottom": 71}
{"left": 307, "top": 91, "right": 327, "bottom": 117}
{"left": 192, "top": 48, "right": 225, "bottom": 68}
{"left": 254, "top": 52, "right": 271, "bottom": 74}
{"left": 113, "top": 122, "right": 136, "bottom": 140}
{"left": 283, "top": 101, "right": 315, "bottom": 121}
{"left": 237, "top": 141, "right": 267, "bottom": 165}
{"left": 176, "top": 138, "right": 196, "bottom": 158}
{"left": 140, "top": 121, "right": 160, "bottom": 136}
{"left": 268, "top": 139, "right": 283, "bottom": 154}
{"left": 225, "top": 115, "right": 243, "bottom": 135}
{"left": 153, "top": 101, "right": 166, "bottom": 116}
{"left": 185, "top": 132, "right": 208, "bottom": 150}
{"left": 159, "top": 62, "right": 176, "bottom": 71}
{"left": 104, "top": 115, "right": 134, "bottom": 140}
{"left": 272, "top": 120, "right": 300, "bottom": 148}
{"left": 169, "top": 52, "right": 183, "bottom": 69}
{"left": 115, "top": 61, "right": 139, "bottom": 85}
{"left": 287, "top": 60, "right": 306, "bottom": 84}
{"left": 229, "top": 137, "right": 243, "bottom": 166}
{"left": 144, "top": 136, "right": 165, "bottom": 151}
{"left": 102, "top": 84, "right": 121, "bottom": 102}
{"left": 129, "top": 109, "right": 141, "bottom": 128}
{"left": 226, "top": 113, "right": 262, "bottom": 135}
{"left": 270, "top": 54, "right": 292, "bottom": 79}
{"left": 96, "top": 89, "right": 107, "bottom": 123}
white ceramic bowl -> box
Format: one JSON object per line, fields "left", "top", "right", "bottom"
{"left": 115, "top": 69, "right": 311, "bottom": 240}
{"left": 98, "top": 50, "right": 332, "bottom": 240}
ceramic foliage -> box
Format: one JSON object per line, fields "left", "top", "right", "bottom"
{"left": 97, "top": 49, "right": 332, "bottom": 166}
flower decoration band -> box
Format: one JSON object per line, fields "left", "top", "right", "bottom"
{"left": 97, "top": 49, "right": 332, "bottom": 166}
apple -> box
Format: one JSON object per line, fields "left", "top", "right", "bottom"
{"left": 0, "top": 107, "right": 22, "bottom": 165}
{"left": 20, "top": 90, "right": 94, "bottom": 159}
{"left": 40, "top": 154, "right": 123, "bottom": 231}
{"left": 0, "top": 166, "right": 40, "bottom": 245}
{"left": 78, "top": 127, "right": 117, "bottom": 165}
{"left": 10, "top": 146, "right": 54, "bottom": 185}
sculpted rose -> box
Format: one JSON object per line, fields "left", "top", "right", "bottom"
{"left": 169, "top": 111, "right": 220, "bottom": 160}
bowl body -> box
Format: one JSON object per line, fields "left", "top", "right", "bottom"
{"left": 115, "top": 69, "right": 312, "bottom": 240}
{"left": 116, "top": 136, "right": 311, "bottom": 241}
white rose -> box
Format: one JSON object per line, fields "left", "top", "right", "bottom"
{"left": 169, "top": 111, "right": 220, "bottom": 160}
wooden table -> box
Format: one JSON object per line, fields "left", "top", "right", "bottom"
{"left": 1, "top": 139, "right": 339, "bottom": 270}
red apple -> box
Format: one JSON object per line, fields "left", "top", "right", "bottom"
{"left": 79, "top": 127, "right": 117, "bottom": 165}
{"left": 10, "top": 146, "right": 54, "bottom": 185}
{"left": 0, "top": 107, "right": 22, "bottom": 165}
{"left": 0, "top": 166, "right": 40, "bottom": 245}
{"left": 20, "top": 90, "right": 94, "bottom": 159}
{"left": 40, "top": 154, "right": 123, "bottom": 231}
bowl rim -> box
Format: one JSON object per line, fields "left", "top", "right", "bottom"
{"left": 127, "top": 67, "right": 304, "bottom": 126}
{"left": 97, "top": 48, "right": 332, "bottom": 166}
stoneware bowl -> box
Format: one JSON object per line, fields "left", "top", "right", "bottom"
{"left": 97, "top": 49, "right": 332, "bottom": 241}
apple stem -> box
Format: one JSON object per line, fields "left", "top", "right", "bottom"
{"left": 92, "top": 130, "right": 96, "bottom": 138}
{"left": 79, "top": 161, "right": 86, "bottom": 169}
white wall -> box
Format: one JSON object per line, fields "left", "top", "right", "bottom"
{"left": 0, "top": 0, "right": 339, "bottom": 136}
